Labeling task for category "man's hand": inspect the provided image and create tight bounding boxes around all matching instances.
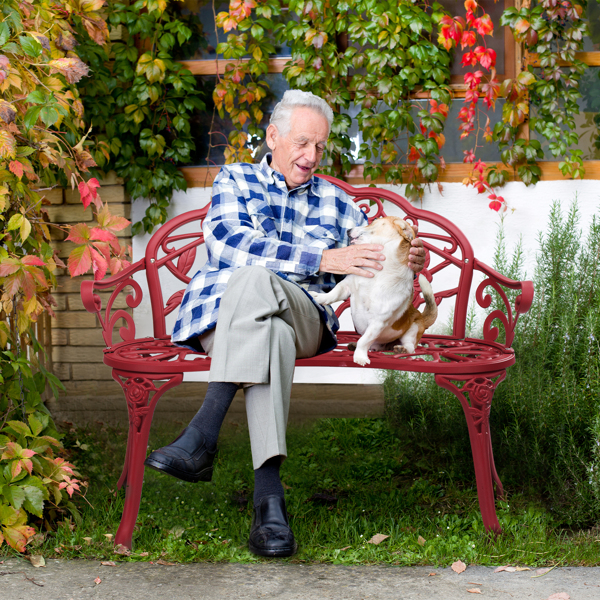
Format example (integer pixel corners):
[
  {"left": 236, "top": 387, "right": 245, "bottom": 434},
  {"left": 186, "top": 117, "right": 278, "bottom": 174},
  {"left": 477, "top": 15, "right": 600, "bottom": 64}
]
[
  {"left": 319, "top": 244, "right": 386, "bottom": 278},
  {"left": 409, "top": 224, "right": 426, "bottom": 274}
]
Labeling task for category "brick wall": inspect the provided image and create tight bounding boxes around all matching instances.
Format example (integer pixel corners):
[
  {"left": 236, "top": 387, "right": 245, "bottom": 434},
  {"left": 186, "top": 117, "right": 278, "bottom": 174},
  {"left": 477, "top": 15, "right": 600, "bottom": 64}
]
[{"left": 45, "top": 174, "right": 134, "bottom": 423}]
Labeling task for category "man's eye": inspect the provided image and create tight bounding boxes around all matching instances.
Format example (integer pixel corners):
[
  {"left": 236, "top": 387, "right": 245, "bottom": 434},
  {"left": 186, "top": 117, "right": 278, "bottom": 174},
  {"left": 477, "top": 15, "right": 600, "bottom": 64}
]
[{"left": 316, "top": 146, "right": 324, "bottom": 153}]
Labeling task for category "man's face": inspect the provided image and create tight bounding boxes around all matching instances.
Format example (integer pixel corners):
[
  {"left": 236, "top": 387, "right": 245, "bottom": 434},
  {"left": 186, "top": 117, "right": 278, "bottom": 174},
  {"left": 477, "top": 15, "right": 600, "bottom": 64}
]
[{"left": 266, "top": 107, "right": 329, "bottom": 189}]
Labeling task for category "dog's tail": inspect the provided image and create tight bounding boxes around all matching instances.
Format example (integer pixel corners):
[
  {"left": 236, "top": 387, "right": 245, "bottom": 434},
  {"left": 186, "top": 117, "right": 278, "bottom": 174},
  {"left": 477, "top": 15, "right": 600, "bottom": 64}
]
[{"left": 418, "top": 274, "right": 438, "bottom": 328}]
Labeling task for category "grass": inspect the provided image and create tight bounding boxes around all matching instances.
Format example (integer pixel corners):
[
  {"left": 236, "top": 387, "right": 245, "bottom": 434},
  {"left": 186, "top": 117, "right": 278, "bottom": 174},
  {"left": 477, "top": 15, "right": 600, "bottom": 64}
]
[{"left": 3, "top": 417, "right": 600, "bottom": 566}]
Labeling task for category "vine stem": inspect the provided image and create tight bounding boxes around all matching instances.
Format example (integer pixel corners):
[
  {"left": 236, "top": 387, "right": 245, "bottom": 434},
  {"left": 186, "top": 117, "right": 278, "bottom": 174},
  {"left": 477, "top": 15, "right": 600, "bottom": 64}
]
[{"left": 204, "top": 0, "right": 221, "bottom": 187}]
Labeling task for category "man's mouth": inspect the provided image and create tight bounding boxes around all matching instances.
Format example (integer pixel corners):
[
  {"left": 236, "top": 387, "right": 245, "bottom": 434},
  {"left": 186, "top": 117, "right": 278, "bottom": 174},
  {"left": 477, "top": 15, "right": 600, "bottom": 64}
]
[{"left": 296, "top": 164, "right": 312, "bottom": 173}]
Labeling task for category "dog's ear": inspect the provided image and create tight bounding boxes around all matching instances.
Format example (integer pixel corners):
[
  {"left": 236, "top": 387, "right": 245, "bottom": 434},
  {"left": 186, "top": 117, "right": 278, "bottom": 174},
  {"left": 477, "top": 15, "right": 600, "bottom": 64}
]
[{"left": 393, "top": 219, "right": 414, "bottom": 243}]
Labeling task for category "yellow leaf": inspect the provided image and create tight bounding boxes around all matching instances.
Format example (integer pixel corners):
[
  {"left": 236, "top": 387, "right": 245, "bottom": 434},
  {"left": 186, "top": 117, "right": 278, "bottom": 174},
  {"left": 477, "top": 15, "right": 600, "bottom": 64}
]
[
  {"left": 0, "top": 322, "right": 10, "bottom": 348},
  {"left": 0, "top": 130, "right": 17, "bottom": 159},
  {"left": 23, "top": 296, "right": 37, "bottom": 316},
  {"left": 20, "top": 217, "right": 32, "bottom": 242},
  {"left": 17, "top": 310, "right": 30, "bottom": 334}
]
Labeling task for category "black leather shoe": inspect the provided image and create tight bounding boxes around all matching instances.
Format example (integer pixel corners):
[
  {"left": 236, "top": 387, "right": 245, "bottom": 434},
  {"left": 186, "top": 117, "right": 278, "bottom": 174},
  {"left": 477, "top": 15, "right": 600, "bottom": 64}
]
[
  {"left": 144, "top": 427, "right": 216, "bottom": 483},
  {"left": 248, "top": 495, "right": 297, "bottom": 557}
]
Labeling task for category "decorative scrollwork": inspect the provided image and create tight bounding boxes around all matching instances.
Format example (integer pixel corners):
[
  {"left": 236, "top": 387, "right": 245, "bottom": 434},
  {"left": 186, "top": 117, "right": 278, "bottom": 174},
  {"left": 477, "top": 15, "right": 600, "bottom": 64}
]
[
  {"left": 353, "top": 195, "right": 387, "bottom": 222},
  {"left": 122, "top": 377, "right": 156, "bottom": 432},
  {"left": 476, "top": 278, "right": 515, "bottom": 347},
  {"left": 81, "top": 267, "right": 144, "bottom": 348}
]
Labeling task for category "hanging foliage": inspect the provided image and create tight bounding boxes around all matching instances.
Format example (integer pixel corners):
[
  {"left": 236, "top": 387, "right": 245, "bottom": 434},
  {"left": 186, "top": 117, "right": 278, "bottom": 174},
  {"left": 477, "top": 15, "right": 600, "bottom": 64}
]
[{"left": 211, "top": 0, "right": 592, "bottom": 209}]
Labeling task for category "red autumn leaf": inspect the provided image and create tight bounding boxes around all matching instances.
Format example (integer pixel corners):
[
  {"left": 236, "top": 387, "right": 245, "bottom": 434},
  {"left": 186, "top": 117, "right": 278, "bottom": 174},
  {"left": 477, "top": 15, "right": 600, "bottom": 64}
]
[
  {"left": 66, "top": 223, "right": 92, "bottom": 244},
  {"left": 474, "top": 14, "right": 493, "bottom": 36},
  {"left": 78, "top": 178, "right": 101, "bottom": 209},
  {"left": 90, "top": 247, "right": 108, "bottom": 280},
  {"left": 479, "top": 48, "right": 497, "bottom": 70},
  {"left": 21, "top": 255, "right": 46, "bottom": 267},
  {"left": 68, "top": 245, "right": 92, "bottom": 277},
  {"left": 460, "top": 30, "right": 476, "bottom": 49},
  {"left": 89, "top": 227, "right": 116, "bottom": 242},
  {"left": 9, "top": 161, "right": 23, "bottom": 179},
  {"left": 0, "top": 258, "right": 21, "bottom": 276}
]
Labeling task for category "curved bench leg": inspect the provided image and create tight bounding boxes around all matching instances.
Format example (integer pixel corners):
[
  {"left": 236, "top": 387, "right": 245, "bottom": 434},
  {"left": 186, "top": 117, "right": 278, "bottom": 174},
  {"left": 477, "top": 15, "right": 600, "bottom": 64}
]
[
  {"left": 112, "top": 370, "right": 183, "bottom": 549},
  {"left": 436, "top": 372, "right": 506, "bottom": 534}
]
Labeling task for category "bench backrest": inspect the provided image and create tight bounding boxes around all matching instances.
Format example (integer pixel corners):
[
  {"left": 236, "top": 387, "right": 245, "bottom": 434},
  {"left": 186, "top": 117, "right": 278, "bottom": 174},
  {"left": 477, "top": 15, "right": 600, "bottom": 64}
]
[{"left": 143, "top": 176, "right": 476, "bottom": 340}]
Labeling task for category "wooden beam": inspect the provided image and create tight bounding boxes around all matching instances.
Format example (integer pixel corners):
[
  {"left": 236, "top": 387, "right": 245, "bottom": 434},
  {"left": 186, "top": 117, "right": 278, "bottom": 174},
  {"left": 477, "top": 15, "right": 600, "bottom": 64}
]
[
  {"left": 528, "top": 52, "right": 600, "bottom": 67},
  {"left": 179, "top": 57, "right": 290, "bottom": 76},
  {"left": 181, "top": 161, "right": 600, "bottom": 188}
]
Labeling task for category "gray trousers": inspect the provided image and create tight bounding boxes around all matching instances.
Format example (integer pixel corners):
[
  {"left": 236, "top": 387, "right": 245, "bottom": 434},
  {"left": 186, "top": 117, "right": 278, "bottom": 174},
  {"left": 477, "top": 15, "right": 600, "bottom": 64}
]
[{"left": 199, "top": 266, "right": 324, "bottom": 469}]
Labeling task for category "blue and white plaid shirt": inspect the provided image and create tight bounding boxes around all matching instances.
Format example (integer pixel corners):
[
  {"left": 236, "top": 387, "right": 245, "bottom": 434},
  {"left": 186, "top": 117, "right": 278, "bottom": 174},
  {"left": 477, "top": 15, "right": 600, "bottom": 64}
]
[{"left": 171, "top": 154, "right": 367, "bottom": 354}]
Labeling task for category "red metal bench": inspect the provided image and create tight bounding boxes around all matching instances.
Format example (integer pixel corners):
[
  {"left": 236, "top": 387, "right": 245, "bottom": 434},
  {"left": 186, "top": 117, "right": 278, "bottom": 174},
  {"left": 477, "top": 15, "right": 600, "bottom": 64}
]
[{"left": 81, "top": 175, "right": 534, "bottom": 549}]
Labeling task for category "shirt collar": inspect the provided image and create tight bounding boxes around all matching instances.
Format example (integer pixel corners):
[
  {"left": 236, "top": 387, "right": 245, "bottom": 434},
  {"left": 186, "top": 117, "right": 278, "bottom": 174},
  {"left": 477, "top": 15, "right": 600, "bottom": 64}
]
[{"left": 259, "top": 153, "right": 316, "bottom": 195}]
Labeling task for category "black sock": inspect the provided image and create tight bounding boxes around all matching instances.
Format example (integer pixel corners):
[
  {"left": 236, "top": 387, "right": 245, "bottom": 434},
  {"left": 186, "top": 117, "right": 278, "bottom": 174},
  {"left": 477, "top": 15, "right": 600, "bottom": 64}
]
[
  {"left": 253, "top": 456, "right": 284, "bottom": 504},
  {"left": 188, "top": 382, "right": 239, "bottom": 450}
]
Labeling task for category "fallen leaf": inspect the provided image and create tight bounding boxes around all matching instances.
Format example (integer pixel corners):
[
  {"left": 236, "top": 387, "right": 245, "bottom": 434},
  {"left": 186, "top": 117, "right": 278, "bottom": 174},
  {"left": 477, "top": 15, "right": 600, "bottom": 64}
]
[
  {"left": 54, "top": 547, "right": 62, "bottom": 554},
  {"left": 468, "top": 582, "right": 484, "bottom": 585},
  {"left": 428, "top": 572, "right": 437, "bottom": 577},
  {"left": 515, "top": 566, "right": 531, "bottom": 571},
  {"left": 210, "top": 528, "right": 219, "bottom": 532},
  {"left": 29, "top": 555, "right": 45, "bottom": 568},
  {"left": 137, "top": 552, "right": 149, "bottom": 557},
  {"left": 417, "top": 535, "right": 426, "bottom": 546},
  {"left": 114, "top": 544, "right": 131, "bottom": 556},
  {"left": 467, "top": 588, "right": 482, "bottom": 594},
  {"left": 101, "top": 561, "right": 116, "bottom": 567},
  {"left": 94, "top": 577, "right": 101, "bottom": 585},
  {"left": 282, "top": 482, "right": 292, "bottom": 490},
  {"left": 535, "top": 568, "right": 552, "bottom": 576},
  {"left": 72, "top": 545, "right": 82, "bottom": 551},
  {"left": 83, "top": 537, "right": 93, "bottom": 545},
  {"left": 547, "top": 594, "right": 570, "bottom": 600},
  {"left": 156, "top": 559, "right": 176, "bottom": 566},
  {"left": 339, "top": 546, "right": 352, "bottom": 551},
  {"left": 494, "top": 565, "right": 509, "bottom": 572},
  {"left": 504, "top": 567, "right": 517, "bottom": 572},
  {"left": 104, "top": 534, "right": 113, "bottom": 542},
  {"left": 451, "top": 560, "right": 467, "bottom": 574},
  {"left": 367, "top": 533, "right": 389, "bottom": 545}
]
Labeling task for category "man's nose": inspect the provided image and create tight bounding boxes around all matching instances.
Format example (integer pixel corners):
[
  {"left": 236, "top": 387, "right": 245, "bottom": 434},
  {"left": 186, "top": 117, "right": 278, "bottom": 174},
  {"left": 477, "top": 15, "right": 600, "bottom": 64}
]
[{"left": 304, "top": 144, "right": 317, "bottom": 164}]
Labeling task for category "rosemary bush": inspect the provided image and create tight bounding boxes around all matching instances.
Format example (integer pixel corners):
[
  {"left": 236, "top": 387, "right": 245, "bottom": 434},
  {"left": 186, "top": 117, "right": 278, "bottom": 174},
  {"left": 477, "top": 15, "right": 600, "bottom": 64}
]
[{"left": 384, "top": 200, "right": 600, "bottom": 526}]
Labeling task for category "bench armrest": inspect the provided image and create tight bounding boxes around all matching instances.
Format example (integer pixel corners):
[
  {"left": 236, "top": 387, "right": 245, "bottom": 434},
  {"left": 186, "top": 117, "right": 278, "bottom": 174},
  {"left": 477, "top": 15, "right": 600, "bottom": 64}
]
[
  {"left": 80, "top": 258, "right": 147, "bottom": 348},
  {"left": 473, "top": 259, "right": 534, "bottom": 349}
]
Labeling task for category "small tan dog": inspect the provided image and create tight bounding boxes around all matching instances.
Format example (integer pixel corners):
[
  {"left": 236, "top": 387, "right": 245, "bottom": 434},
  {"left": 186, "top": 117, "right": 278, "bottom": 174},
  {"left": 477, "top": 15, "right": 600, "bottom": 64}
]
[{"left": 311, "top": 216, "right": 437, "bottom": 366}]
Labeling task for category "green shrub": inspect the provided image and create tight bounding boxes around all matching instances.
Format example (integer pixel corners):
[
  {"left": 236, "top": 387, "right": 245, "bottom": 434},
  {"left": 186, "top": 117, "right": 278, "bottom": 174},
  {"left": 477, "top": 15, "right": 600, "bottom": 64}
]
[
  {"left": 384, "top": 200, "right": 600, "bottom": 526},
  {"left": 0, "top": 346, "right": 85, "bottom": 552}
]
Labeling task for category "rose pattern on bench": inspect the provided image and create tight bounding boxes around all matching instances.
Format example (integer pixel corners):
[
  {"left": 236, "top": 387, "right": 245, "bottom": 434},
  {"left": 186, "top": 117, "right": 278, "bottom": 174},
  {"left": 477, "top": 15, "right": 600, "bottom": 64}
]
[{"left": 122, "top": 377, "right": 156, "bottom": 433}]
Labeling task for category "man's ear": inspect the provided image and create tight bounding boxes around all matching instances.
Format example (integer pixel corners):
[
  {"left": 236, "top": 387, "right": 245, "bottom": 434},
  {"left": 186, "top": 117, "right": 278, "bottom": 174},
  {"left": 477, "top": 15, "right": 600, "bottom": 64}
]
[{"left": 266, "top": 124, "right": 277, "bottom": 151}]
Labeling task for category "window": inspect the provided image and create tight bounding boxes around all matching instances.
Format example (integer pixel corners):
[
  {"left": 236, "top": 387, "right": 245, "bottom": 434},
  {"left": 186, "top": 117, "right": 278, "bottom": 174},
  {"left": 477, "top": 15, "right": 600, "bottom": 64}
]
[{"left": 174, "top": 0, "right": 600, "bottom": 183}]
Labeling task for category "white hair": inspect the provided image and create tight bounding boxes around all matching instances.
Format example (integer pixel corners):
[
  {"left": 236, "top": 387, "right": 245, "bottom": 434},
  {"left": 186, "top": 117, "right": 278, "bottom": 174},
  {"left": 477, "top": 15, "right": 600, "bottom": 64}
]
[{"left": 269, "top": 90, "right": 334, "bottom": 138}]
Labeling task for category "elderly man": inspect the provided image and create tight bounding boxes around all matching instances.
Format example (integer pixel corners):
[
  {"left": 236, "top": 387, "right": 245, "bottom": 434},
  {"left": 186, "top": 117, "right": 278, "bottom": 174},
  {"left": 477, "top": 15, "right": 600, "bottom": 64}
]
[{"left": 145, "top": 90, "right": 425, "bottom": 557}]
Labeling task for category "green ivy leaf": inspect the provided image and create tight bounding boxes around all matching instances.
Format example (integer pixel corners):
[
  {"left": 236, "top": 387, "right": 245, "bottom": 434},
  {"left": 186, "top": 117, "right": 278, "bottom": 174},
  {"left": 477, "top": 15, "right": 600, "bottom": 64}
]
[{"left": 18, "top": 35, "right": 42, "bottom": 57}]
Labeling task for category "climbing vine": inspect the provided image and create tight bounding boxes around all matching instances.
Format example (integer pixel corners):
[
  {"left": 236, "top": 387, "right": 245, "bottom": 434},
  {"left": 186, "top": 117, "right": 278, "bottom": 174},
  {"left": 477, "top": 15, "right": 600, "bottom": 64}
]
[
  {"left": 212, "top": 0, "right": 593, "bottom": 208},
  {"left": 75, "top": 0, "right": 207, "bottom": 234},
  {"left": 500, "top": 0, "right": 588, "bottom": 184}
]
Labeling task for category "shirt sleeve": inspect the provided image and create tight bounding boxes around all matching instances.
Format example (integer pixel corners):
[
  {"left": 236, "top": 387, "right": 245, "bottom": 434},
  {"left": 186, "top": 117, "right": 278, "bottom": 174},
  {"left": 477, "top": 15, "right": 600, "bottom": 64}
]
[{"left": 204, "top": 167, "right": 324, "bottom": 276}]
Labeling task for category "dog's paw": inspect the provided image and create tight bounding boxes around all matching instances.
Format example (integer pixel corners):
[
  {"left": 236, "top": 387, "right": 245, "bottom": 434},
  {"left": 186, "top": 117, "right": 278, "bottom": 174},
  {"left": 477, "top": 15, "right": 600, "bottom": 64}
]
[
  {"left": 353, "top": 349, "right": 370, "bottom": 366},
  {"left": 310, "top": 292, "right": 329, "bottom": 305},
  {"left": 393, "top": 345, "right": 409, "bottom": 354}
]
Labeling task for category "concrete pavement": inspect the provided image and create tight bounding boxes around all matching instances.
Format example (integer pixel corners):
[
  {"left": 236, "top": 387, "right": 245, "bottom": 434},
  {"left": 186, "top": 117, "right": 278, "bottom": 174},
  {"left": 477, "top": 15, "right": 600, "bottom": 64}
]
[{"left": 1, "top": 558, "right": 599, "bottom": 599}]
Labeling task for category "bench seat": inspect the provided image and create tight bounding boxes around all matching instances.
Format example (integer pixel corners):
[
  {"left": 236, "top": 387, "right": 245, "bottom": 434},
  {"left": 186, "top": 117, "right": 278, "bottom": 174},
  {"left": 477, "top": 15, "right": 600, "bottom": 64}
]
[{"left": 103, "top": 333, "right": 515, "bottom": 375}]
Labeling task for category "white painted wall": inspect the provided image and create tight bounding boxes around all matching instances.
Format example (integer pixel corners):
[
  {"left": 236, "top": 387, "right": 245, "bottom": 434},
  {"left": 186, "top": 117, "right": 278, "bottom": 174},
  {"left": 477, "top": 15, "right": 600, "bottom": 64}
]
[{"left": 132, "top": 179, "right": 600, "bottom": 384}]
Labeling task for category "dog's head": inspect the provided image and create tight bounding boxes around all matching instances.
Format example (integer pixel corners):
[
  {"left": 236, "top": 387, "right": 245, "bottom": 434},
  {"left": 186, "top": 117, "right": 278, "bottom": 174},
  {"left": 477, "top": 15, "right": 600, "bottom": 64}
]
[{"left": 348, "top": 216, "right": 416, "bottom": 250}]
